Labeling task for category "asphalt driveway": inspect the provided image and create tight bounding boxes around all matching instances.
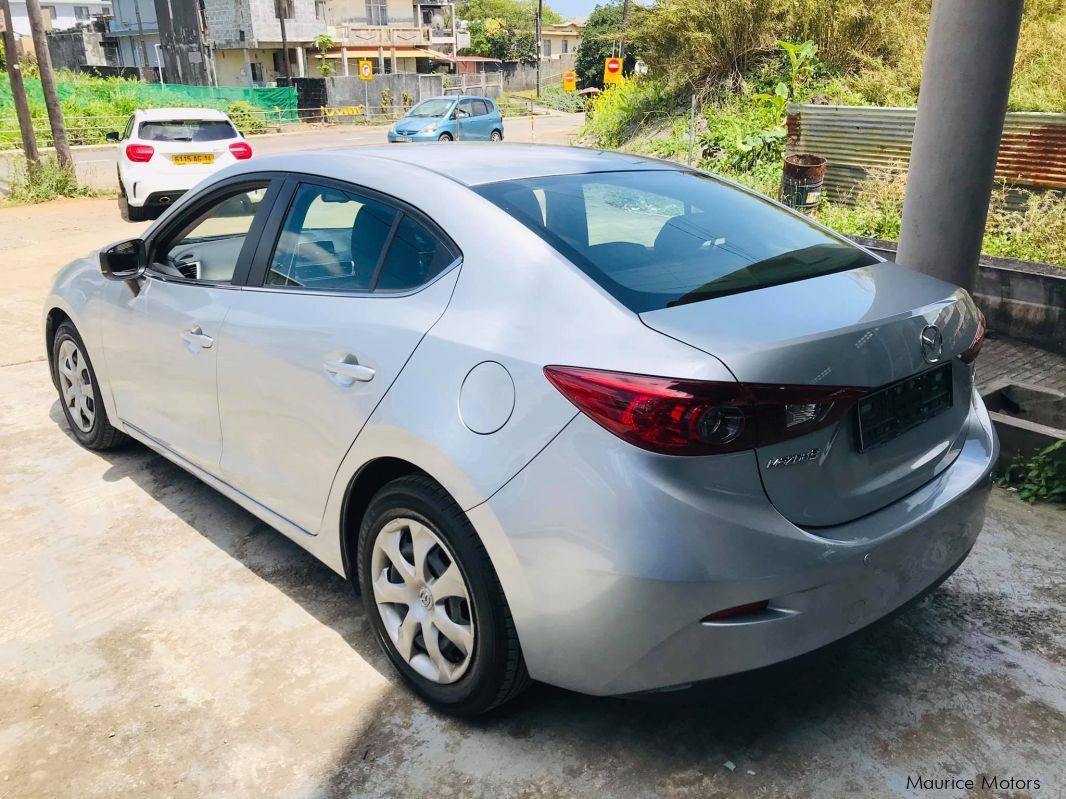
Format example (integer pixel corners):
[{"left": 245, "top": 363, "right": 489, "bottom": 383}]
[{"left": 0, "top": 197, "right": 1063, "bottom": 798}]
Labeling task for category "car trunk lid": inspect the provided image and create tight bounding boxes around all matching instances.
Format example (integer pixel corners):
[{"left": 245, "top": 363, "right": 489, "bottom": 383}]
[{"left": 639, "top": 261, "right": 982, "bottom": 528}]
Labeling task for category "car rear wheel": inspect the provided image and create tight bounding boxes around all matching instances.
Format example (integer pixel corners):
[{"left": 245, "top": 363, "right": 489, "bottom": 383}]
[
  {"left": 52, "top": 321, "right": 126, "bottom": 450},
  {"left": 490, "top": 129, "right": 503, "bottom": 142},
  {"left": 437, "top": 132, "right": 453, "bottom": 142},
  {"left": 357, "top": 474, "right": 529, "bottom": 715}
]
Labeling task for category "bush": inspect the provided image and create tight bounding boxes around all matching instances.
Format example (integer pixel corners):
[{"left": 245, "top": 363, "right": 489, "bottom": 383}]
[
  {"left": 225, "top": 100, "right": 266, "bottom": 135},
  {"left": 537, "top": 85, "right": 587, "bottom": 113},
  {"left": 582, "top": 78, "right": 678, "bottom": 148},
  {"left": 815, "top": 169, "right": 907, "bottom": 241},
  {"left": 4, "top": 156, "right": 104, "bottom": 204}
]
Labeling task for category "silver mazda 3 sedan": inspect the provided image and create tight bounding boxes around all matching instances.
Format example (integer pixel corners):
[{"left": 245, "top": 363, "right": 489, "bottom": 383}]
[{"left": 44, "top": 145, "right": 996, "bottom": 715}]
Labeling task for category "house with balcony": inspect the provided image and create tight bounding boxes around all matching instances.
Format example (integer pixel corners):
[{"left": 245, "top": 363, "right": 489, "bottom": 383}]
[
  {"left": 322, "top": 0, "right": 468, "bottom": 75},
  {"left": 106, "top": 0, "right": 159, "bottom": 69},
  {"left": 541, "top": 16, "right": 584, "bottom": 59}
]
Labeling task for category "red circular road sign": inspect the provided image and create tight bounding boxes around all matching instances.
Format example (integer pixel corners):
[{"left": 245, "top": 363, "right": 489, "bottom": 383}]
[{"left": 606, "top": 58, "right": 622, "bottom": 73}]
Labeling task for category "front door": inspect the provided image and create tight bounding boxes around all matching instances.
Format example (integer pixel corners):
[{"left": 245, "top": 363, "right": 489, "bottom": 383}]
[
  {"left": 103, "top": 180, "right": 275, "bottom": 472},
  {"left": 216, "top": 179, "right": 461, "bottom": 533}
]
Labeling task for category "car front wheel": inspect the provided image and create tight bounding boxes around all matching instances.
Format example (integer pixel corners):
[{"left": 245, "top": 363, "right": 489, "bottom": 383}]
[
  {"left": 357, "top": 474, "right": 529, "bottom": 715},
  {"left": 52, "top": 320, "right": 126, "bottom": 450},
  {"left": 437, "top": 132, "right": 453, "bottom": 142}
]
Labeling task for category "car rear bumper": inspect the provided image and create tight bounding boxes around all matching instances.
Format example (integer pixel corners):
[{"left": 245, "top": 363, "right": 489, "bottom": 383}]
[{"left": 469, "top": 386, "right": 997, "bottom": 696}]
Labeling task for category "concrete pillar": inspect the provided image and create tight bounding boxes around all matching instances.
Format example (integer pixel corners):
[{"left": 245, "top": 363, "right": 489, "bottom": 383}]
[
  {"left": 341, "top": 46, "right": 349, "bottom": 76},
  {"left": 896, "top": 0, "right": 1023, "bottom": 291},
  {"left": 390, "top": 46, "right": 397, "bottom": 74},
  {"left": 296, "top": 45, "right": 306, "bottom": 77},
  {"left": 242, "top": 47, "right": 252, "bottom": 87},
  {"left": 378, "top": 46, "right": 385, "bottom": 74}
]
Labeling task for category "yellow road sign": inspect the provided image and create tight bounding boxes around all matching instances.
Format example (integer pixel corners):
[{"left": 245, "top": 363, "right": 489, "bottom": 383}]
[
  {"left": 603, "top": 57, "right": 623, "bottom": 85},
  {"left": 358, "top": 60, "right": 373, "bottom": 80},
  {"left": 562, "top": 70, "right": 577, "bottom": 92}
]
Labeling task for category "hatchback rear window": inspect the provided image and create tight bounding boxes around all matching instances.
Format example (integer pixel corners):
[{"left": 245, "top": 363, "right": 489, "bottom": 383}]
[
  {"left": 138, "top": 120, "right": 238, "bottom": 142},
  {"left": 475, "top": 170, "right": 878, "bottom": 312}
]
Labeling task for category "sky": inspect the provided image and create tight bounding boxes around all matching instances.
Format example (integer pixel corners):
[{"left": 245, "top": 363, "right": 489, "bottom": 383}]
[{"left": 550, "top": 0, "right": 602, "bottom": 19}]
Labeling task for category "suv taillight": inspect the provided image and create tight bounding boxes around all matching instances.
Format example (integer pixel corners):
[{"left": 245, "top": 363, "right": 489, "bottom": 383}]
[
  {"left": 960, "top": 308, "right": 986, "bottom": 364},
  {"left": 229, "top": 141, "right": 253, "bottom": 160},
  {"left": 543, "top": 366, "right": 867, "bottom": 456},
  {"left": 125, "top": 144, "right": 154, "bottom": 162}
]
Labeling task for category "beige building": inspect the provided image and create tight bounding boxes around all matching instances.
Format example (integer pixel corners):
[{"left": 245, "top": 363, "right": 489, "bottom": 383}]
[{"left": 540, "top": 16, "right": 584, "bottom": 59}]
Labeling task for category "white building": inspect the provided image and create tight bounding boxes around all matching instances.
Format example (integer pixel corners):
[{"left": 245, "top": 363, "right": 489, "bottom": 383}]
[{"left": 3, "top": 0, "right": 112, "bottom": 37}]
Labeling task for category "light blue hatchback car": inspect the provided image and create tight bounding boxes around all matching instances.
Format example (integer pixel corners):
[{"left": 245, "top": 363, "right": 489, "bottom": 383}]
[{"left": 387, "top": 95, "right": 504, "bottom": 143}]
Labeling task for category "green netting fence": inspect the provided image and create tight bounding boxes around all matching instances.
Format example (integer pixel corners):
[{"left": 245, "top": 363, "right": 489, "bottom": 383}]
[{"left": 0, "top": 76, "right": 298, "bottom": 149}]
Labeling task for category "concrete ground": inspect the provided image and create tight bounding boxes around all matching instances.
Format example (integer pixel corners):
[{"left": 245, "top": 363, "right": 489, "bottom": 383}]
[
  {"left": 0, "top": 111, "right": 585, "bottom": 192},
  {"left": 1, "top": 196, "right": 1064, "bottom": 799}
]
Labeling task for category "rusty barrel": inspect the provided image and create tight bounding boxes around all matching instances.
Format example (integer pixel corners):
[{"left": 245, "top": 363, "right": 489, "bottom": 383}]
[{"left": 781, "top": 153, "right": 827, "bottom": 212}]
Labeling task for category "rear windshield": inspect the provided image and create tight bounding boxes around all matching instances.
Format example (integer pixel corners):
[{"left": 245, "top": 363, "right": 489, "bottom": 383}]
[
  {"left": 475, "top": 170, "right": 878, "bottom": 312},
  {"left": 138, "top": 120, "right": 238, "bottom": 142}
]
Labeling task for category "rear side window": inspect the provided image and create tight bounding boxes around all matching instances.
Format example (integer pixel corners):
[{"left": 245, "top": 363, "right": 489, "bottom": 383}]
[
  {"left": 376, "top": 215, "right": 456, "bottom": 292},
  {"left": 475, "top": 170, "right": 878, "bottom": 312},
  {"left": 474, "top": 99, "right": 490, "bottom": 116},
  {"left": 266, "top": 183, "right": 456, "bottom": 293},
  {"left": 138, "top": 120, "right": 238, "bottom": 142}
]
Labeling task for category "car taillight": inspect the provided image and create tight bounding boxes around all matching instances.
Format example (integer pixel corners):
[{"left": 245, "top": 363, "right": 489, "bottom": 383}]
[
  {"left": 125, "top": 144, "right": 154, "bottom": 162},
  {"left": 959, "top": 308, "right": 986, "bottom": 364},
  {"left": 543, "top": 366, "right": 867, "bottom": 456},
  {"left": 229, "top": 141, "right": 253, "bottom": 160}
]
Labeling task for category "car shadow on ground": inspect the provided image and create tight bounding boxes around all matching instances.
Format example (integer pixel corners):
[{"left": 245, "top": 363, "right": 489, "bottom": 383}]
[{"left": 48, "top": 400, "right": 980, "bottom": 794}]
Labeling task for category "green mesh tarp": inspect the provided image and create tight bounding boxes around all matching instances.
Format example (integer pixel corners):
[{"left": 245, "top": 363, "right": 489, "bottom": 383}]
[{"left": 1, "top": 77, "right": 297, "bottom": 147}]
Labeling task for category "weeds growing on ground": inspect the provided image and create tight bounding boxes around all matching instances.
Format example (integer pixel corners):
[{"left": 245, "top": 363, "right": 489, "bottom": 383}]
[{"left": 3, "top": 157, "right": 108, "bottom": 205}]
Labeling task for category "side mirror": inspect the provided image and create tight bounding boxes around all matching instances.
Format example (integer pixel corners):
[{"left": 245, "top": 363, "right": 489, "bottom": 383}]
[
  {"left": 100, "top": 238, "right": 146, "bottom": 281},
  {"left": 105, "top": 131, "right": 120, "bottom": 142}
]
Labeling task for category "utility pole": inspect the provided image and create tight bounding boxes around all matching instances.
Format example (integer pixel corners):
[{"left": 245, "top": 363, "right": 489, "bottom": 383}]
[
  {"left": 896, "top": 0, "right": 1023, "bottom": 291},
  {"left": 24, "top": 0, "right": 73, "bottom": 169},
  {"left": 130, "top": 0, "right": 150, "bottom": 71},
  {"left": 1, "top": 0, "right": 40, "bottom": 165},
  {"left": 277, "top": 0, "right": 291, "bottom": 82},
  {"left": 535, "top": 0, "right": 542, "bottom": 98},
  {"left": 619, "top": 0, "right": 630, "bottom": 60}
]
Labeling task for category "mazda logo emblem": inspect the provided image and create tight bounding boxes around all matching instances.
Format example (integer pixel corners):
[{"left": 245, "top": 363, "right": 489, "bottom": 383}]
[{"left": 920, "top": 325, "right": 943, "bottom": 363}]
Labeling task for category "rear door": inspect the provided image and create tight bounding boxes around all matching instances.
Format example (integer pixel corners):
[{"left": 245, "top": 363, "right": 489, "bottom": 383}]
[
  {"left": 456, "top": 98, "right": 483, "bottom": 140},
  {"left": 215, "top": 177, "right": 461, "bottom": 534}
]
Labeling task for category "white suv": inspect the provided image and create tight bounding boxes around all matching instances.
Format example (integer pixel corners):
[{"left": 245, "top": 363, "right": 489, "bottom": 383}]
[{"left": 109, "top": 108, "right": 253, "bottom": 222}]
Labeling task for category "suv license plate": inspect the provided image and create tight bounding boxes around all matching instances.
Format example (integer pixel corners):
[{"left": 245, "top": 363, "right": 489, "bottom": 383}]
[
  {"left": 173, "top": 154, "right": 215, "bottom": 165},
  {"left": 855, "top": 363, "right": 953, "bottom": 452}
]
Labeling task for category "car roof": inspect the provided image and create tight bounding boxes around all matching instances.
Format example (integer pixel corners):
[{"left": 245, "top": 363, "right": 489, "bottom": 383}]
[
  {"left": 136, "top": 107, "right": 230, "bottom": 121},
  {"left": 419, "top": 95, "right": 491, "bottom": 102},
  {"left": 269, "top": 144, "right": 681, "bottom": 187}
]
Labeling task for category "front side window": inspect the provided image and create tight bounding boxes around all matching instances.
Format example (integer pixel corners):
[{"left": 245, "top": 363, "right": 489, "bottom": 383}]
[
  {"left": 153, "top": 185, "right": 268, "bottom": 284},
  {"left": 475, "top": 170, "right": 878, "bottom": 312},
  {"left": 267, "top": 183, "right": 457, "bottom": 293},
  {"left": 407, "top": 98, "right": 453, "bottom": 118},
  {"left": 138, "top": 120, "right": 238, "bottom": 142}
]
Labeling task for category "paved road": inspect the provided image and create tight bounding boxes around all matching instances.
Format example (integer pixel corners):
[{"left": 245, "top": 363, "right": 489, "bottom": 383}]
[
  {"left": 1, "top": 195, "right": 1064, "bottom": 798},
  {"left": 0, "top": 111, "right": 584, "bottom": 192}
]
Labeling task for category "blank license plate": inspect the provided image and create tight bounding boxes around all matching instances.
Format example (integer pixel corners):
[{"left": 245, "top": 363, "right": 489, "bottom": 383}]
[
  {"left": 855, "top": 364, "right": 953, "bottom": 452},
  {"left": 394, "top": 136, "right": 413, "bottom": 142},
  {"left": 172, "top": 153, "right": 214, "bottom": 165}
]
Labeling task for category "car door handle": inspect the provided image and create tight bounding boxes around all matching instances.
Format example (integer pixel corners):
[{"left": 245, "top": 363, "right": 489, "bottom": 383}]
[
  {"left": 180, "top": 326, "right": 214, "bottom": 349},
  {"left": 323, "top": 358, "right": 375, "bottom": 384}
]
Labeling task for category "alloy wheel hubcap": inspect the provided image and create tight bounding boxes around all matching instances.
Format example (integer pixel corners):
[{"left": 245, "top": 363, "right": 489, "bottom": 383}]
[
  {"left": 57, "top": 339, "right": 95, "bottom": 433},
  {"left": 371, "top": 518, "right": 475, "bottom": 684}
]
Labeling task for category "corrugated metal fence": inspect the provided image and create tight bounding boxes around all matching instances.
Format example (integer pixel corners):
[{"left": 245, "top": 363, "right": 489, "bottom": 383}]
[{"left": 786, "top": 104, "right": 1066, "bottom": 206}]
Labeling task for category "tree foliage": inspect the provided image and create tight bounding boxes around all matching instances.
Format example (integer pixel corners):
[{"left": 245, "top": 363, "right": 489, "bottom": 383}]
[
  {"left": 457, "top": 0, "right": 561, "bottom": 29},
  {"left": 464, "top": 18, "right": 538, "bottom": 61},
  {"left": 574, "top": 3, "right": 636, "bottom": 89}
]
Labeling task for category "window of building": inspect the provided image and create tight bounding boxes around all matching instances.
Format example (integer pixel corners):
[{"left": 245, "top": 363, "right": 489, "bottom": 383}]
[
  {"left": 315, "top": 0, "right": 325, "bottom": 19},
  {"left": 74, "top": 6, "right": 90, "bottom": 20},
  {"left": 543, "top": 39, "right": 551, "bottom": 57},
  {"left": 562, "top": 39, "right": 568, "bottom": 54},
  {"left": 365, "top": 0, "right": 387, "bottom": 26},
  {"left": 250, "top": 62, "right": 264, "bottom": 83}
]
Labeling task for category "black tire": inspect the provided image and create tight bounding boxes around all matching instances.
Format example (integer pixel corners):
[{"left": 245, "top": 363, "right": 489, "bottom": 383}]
[
  {"left": 437, "top": 132, "right": 453, "bottom": 142},
  {"left": 357, "top": 474, "right": 530, "bottom": 715},
  {"left": 118, "top": 187, "right": 150, "bottom": 222},
  {"left": 490, "top": 129, "right": 503, "bottom": 142},
  {"left": 51, "top": 320, "right": 127, "bottom": 451}
]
